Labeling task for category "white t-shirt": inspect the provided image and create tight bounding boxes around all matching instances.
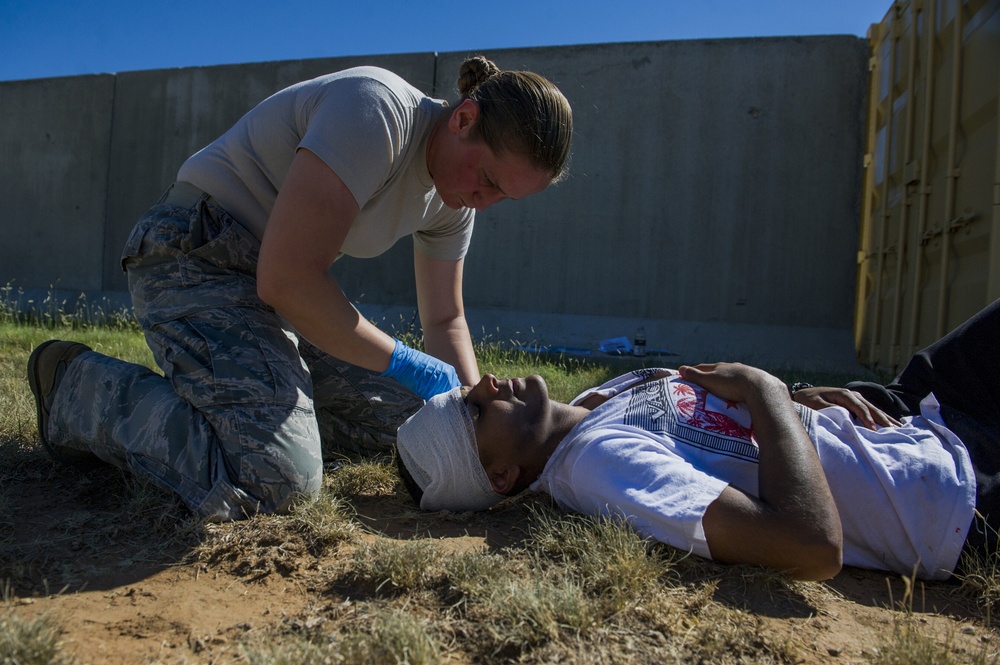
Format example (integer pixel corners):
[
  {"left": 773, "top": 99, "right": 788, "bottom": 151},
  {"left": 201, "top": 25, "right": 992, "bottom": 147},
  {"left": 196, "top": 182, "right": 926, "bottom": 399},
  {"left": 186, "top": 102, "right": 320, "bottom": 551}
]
[
  {"left": 531, "top": 369, "right": 976, "bottom": 580},
  {"left": 177, "top": 66, "right": 474, "bottom": 261}
]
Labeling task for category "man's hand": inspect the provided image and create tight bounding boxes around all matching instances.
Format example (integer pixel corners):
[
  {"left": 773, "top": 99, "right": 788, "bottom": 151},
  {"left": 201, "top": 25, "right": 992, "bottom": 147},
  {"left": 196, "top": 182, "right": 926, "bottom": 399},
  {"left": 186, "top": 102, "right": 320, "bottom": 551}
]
[
  {"left": 793, "top": 387, "right": 902, "bottom": 430},
  {"left": 678, "top": 362, "right": 783, "bottom": 404}
]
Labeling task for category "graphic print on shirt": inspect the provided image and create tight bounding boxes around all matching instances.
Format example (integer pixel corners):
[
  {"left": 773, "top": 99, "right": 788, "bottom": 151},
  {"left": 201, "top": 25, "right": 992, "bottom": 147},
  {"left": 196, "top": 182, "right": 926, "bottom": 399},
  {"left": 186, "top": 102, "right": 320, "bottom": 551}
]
[
  {"left": 621, "top": 378, "right": 672, "bottom": 432},
  {"left": 623, "top": 378, "right": 760, "bottom": 462}
]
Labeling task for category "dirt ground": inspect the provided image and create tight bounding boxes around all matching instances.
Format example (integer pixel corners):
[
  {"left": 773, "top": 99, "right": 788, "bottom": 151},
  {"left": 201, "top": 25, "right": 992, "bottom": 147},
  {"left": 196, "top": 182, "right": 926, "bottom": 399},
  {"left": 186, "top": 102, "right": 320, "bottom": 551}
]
[{"left": 3, "top": 459, "right": 997, "bottom": 665}]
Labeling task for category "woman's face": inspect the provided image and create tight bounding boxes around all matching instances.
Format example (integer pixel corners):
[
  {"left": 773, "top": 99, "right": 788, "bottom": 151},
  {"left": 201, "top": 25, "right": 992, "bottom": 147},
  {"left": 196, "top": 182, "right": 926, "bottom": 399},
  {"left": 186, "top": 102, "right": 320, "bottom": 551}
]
[{"left": 428, "top": 99, "right": 553, "bottom": 212}]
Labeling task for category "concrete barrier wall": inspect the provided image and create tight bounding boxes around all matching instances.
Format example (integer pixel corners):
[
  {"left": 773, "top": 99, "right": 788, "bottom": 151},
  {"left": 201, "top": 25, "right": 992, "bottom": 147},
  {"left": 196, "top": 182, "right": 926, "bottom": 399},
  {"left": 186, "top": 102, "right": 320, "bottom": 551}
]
[
  {"left": 101, "top": 54, "right": 437, "bottom": 295},
  {"left": 1, "top": 74, "right": 115, "bottom": 292},
  {"left": 0, "top": 37, "right": 870, "bottom": 371}
]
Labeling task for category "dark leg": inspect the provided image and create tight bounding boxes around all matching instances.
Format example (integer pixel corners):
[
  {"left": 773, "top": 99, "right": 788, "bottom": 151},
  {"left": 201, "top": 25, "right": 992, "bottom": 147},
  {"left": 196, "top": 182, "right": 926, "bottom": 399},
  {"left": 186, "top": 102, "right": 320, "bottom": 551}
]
[{"left": 884, "top": 298, "right": 1000, "bottom": 424}]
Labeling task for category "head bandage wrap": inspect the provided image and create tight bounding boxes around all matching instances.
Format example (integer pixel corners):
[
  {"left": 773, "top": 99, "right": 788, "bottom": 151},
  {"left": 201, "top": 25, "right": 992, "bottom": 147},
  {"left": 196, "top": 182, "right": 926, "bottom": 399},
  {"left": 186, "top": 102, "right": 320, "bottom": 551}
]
[{"left": 396, "top": 387, "right": 505, "bottom": 512}]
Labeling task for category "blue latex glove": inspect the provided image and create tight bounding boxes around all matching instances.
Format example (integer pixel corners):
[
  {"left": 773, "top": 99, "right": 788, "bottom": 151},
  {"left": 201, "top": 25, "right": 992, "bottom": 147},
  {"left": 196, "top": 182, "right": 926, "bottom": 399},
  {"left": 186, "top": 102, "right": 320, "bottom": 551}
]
[{"left": 381, "top": 339, "right": 461, "bottom": 401}]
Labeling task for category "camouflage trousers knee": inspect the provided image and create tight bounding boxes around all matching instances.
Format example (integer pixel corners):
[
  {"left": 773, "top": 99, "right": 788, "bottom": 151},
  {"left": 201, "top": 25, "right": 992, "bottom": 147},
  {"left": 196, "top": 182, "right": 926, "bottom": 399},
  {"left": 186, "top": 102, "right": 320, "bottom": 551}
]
[
  {"left": 300, "top": 337, "right": 424, "bottom": 462},
  {"left": 47, "top": 188, "right": 421, "bottom": 520}
]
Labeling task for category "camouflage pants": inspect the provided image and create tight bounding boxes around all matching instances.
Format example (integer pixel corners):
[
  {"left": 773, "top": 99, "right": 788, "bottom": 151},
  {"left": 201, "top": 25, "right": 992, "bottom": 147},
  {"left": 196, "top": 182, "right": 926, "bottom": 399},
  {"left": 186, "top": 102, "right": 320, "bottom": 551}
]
[{"left": 47, "top": 188, "right": 422, "bottom": 521}]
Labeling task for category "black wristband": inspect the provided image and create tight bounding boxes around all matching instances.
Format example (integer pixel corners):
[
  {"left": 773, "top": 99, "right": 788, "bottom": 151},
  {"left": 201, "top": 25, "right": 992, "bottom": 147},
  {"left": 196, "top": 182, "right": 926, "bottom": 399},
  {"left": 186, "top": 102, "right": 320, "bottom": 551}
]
[{"left": 789, "top": 382, "right": 813, "bottom": 397}]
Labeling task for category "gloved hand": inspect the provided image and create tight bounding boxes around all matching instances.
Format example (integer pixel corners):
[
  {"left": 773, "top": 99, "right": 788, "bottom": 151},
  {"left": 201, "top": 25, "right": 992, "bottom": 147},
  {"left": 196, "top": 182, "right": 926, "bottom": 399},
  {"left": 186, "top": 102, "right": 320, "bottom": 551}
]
[{"left": 381, "top": 339, "right": 461, "bottom": 401}]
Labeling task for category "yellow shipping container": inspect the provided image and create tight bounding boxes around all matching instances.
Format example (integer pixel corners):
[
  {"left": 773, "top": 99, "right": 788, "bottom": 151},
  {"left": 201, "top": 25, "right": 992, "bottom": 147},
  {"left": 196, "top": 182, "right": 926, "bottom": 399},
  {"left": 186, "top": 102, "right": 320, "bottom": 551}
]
[{"left": 856, "top": 0, "right": 1000, "bottom": 371}]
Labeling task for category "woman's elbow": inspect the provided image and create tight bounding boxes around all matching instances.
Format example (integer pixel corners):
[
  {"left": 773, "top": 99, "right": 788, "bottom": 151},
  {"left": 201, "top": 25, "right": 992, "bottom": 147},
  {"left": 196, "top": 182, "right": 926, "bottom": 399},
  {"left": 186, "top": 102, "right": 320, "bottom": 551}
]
[
  {"left": 257, "top": 276, "right": 281, "bottom": 309},
  {"left": 256, "top": 259, "right": 299, "bottom": 309},
  {"left": 256, "top": 273, "right": 282, "bottom": 309}
]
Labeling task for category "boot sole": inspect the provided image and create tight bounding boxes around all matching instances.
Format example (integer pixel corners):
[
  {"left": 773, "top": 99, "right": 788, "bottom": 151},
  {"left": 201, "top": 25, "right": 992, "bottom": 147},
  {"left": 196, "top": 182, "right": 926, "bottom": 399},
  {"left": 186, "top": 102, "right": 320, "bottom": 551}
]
[
  {"left": 27, "top": 340, "right": 62, "bottom": 454},
  {"left": 27, "top": 340, "right": 98, "bottom": 465}
]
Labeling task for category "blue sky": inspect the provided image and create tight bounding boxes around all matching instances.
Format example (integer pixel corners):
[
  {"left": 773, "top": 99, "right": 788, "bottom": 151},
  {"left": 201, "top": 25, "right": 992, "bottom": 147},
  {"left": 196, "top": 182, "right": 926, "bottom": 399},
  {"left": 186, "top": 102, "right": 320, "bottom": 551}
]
[{"left": 0, "top": 0, "right": 890, "bottom": 82}]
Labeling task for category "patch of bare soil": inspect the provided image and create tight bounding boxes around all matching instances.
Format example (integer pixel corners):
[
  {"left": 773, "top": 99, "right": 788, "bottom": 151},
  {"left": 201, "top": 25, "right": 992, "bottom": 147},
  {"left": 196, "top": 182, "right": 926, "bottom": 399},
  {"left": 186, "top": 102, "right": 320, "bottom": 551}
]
[{"left": 3, "top": 459, "right": 997, "bottom": 665}]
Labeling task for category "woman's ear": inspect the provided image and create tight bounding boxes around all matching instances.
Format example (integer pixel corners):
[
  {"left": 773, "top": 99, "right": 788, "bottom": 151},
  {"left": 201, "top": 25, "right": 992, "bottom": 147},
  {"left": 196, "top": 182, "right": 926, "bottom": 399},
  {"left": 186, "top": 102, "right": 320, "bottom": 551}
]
[
  {"left": 487, "top": 464, "right": 521, "bottom": 495},
  {"left": 448, "top": 98, "right": 480, "bottom": 134}
]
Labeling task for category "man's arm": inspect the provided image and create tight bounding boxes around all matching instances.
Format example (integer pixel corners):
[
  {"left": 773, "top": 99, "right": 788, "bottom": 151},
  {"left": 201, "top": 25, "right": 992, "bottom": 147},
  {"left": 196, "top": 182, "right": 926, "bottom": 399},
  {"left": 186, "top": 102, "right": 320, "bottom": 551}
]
[
  {"left": 681, "top": 363, "right": 843, "bottom": 581},
  {"left": 792, "top": 386, "right": 901, "bottom": 429}
]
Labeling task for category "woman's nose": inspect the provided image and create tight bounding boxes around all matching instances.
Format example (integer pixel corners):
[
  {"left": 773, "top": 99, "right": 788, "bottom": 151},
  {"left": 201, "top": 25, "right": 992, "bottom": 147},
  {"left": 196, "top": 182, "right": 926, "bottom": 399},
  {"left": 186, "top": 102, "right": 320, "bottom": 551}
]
[{"left": 474, "top": 191, "right": 505, "bottom": 211}]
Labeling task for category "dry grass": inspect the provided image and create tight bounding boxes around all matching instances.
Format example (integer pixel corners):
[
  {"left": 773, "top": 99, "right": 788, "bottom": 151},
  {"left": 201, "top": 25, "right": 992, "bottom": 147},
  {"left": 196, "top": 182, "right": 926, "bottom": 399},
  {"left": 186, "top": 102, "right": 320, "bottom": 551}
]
[
  {"left": 0, "top": 604, "right": 73, "bottom": 665},
  {"left": 2, "top": 315, "right": 998, "bottom": 663}
]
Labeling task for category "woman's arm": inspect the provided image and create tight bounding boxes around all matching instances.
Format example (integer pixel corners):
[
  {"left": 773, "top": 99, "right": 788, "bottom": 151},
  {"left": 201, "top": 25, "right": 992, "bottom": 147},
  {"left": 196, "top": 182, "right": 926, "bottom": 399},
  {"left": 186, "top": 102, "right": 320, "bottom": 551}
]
[
  {"left": 257, "top": 147, "right": 461, "bottom": 400},
  {"left": 413, "top": 252, "right": 480, "bottom": 386},
  {"left": 682, "top": 363, "right": 843, "bottom": 581},
  {"left": 258, "top": 147, "right": 398, "bottom": 372}
]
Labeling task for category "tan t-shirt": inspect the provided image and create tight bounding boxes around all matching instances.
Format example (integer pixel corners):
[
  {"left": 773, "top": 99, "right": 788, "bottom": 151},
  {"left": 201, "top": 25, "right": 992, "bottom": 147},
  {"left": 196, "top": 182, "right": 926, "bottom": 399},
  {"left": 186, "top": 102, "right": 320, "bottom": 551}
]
[{"left": 176, "top": 66, "right": 474, "bottom": 261}]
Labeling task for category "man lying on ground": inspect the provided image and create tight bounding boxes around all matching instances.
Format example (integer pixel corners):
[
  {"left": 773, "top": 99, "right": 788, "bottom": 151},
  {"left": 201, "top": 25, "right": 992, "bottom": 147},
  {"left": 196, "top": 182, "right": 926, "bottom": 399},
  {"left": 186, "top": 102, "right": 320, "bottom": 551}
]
[{"left": 394, "top": 299, "right": 1000, "bottom": 581}]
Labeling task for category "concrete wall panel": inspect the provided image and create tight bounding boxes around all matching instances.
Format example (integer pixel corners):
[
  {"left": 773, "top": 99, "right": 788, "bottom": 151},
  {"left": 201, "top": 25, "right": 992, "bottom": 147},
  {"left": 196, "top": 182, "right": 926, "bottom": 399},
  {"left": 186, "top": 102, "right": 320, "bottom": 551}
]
[
  {"left": 0, "top": 74, "right": 115, "bottom": 292},
  {"left": 102, "top": 54, "right": 437, "bottom": 293},
  {"left": 445, "top": 38, "right": 868, "bottom": 331}
]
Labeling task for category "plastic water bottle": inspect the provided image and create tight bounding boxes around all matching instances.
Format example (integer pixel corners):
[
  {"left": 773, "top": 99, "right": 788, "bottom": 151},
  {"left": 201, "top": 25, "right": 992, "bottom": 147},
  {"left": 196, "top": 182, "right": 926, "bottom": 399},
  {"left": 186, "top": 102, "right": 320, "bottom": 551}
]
[{"left": 633, "top": 326, "right": 646, "bottom": 357}]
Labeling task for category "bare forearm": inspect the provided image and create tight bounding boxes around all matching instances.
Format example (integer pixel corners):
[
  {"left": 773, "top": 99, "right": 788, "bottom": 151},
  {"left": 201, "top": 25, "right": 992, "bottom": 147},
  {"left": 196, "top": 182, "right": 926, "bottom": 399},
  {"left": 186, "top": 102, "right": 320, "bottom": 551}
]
[
  {"left": 684, "top": 363, "right": 843, "bottom": 580},
  {"left": 746, "top": 378, "right": 831, "bottom": 515},
  {"left": 413, "top": 252, "right": 480, "bottom": 386},
  {"left": 256, "top": 148, "right": 397, "bottom": 371},
  {"left": 422, "top": 317, "right": 479, "bottom": 386},
  {"left": 260, "top": 271, "right": 396, "bottom": 373},
  {"left": 730, "top": 374, "right": 842, "bottom": 577}
]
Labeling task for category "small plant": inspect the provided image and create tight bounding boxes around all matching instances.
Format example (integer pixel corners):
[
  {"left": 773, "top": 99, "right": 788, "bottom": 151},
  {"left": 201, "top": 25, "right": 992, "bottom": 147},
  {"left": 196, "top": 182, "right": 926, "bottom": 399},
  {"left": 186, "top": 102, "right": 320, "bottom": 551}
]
[
  {"left": 956, "top": 514, "right": 1000, "bottom": 623},
  {"left": 868, "top": 614, "right": 996, "bottom": 665},
  {"left": 325, "top": 459, "right": 399, "bottom": 498},
  {"left": 0, "top": 603, "right": 72, "bottom": 665},
  {"left": 290, "top": 490, "right": 360, "bottom": 551},
  {"left": 527, "top": 506, "right": 673, "bottom": 611},
  {"left": 446, "top": 549, "right": 512, "bottom": 602},
  {"left": 483, "top": 573, "right": 598, "bottom": 651},
  {"left": 0, "top": 284, "right": 140, "bottom": 333},
  {"left": 336, "top": 608, "right": 442, "bottom": 665},
  {"left": 862, "top": 568, "right": 1000, "bottom": 665},
  {"left": 351, "top": 538, "right": 444, "bottom": 594}
]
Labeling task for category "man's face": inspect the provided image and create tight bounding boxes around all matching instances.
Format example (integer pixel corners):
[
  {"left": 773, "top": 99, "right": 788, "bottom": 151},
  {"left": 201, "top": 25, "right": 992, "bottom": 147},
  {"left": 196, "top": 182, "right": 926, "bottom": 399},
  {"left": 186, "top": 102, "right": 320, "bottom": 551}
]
[{"left": 461, "top": 373, "right": 552, "bottom": 470}]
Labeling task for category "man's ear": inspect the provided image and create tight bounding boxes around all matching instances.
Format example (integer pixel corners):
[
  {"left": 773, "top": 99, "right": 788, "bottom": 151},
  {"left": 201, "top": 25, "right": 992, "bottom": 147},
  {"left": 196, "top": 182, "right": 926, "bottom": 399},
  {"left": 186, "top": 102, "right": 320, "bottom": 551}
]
[
  {"left": 448, "top": 98, "right": 480, "bottom": 135},
  {"left": 487, "top": 464, "right": 521, "bottom": 495}
]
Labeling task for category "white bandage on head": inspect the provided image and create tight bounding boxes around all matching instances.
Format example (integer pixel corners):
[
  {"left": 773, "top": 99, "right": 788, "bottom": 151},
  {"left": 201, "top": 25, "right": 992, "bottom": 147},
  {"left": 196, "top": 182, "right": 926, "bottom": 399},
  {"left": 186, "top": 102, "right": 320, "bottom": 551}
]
[{"left": 396, "top": 387, "right": 505, "bottom": 512}]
